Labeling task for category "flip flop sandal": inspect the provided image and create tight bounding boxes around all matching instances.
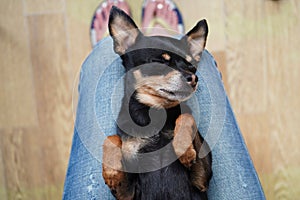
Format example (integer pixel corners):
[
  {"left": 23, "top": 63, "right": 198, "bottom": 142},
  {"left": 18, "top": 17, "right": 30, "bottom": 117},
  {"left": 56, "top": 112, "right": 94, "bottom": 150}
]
[
  {"left": 141, "top": 0, "right": 184, "bottom": 35},
  {"left": 90, "top": 0, "right": 131, "bottom": 48}
]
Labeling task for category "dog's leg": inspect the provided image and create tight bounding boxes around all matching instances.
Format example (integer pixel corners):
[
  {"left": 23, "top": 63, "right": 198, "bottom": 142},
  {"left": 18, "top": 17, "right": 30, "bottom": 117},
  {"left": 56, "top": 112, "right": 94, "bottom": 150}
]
[
  {"left": 102, "top": 135, "right": 134, "bottom": 200},
  {"left": 173, "top": 114, "right": 212, "bottom": 192},
  {"left": 190, "top": 132, "right": 212, "bottom": 192},
  {"left": 173, "top": 113, "right": 197, "bottom": 168}
]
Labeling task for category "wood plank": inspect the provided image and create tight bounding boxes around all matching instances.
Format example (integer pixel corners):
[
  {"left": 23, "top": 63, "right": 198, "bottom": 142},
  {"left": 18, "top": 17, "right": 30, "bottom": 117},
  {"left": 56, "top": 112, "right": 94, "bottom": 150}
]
[
  {"left": 65, "top": 17, "right": 89, "bottom": 118},
  {"left": 1, "top": 0, "right": 73, "bottom": 197},
  {"left": 1, "top": 129, "right": 38, "bottom": 200},
  {"left": 65, "top": 11, "right": 91, "bottom": 80},
  {"left": 24, "top": 0, "right": 64, "bottom": 14},
  {"left": 174, "top": 0, "right": 225, "bottom": 52},
  {"left": 237, "top": 113, "right": 273, "bottom": 174},
  {"left": 65, "top": 0, "right": 101, "bottom": 25},
  {"left": 0, "top": 128, "right": 65, "bottom": 200},
  {"left": 0, "top": 0, "right": 38, "bottom": 129},
  {"left": 0, "top": 146, "right": 7, "bottom": 200},
  {"left": 211, "top": 51, "right": 229, "bottom": 93},
  {"left": 223, "top": 0, "right": 268, "bottom": 114},
  {"left": 0, "top": 13, "right": 74, "bottom": 200},
  {"left": 27, "top": 13, "right": 74, "bottom": 177},
  {"left": 263, "top": 1, "right": 300, "bottom": 198},
  {"left": 224, "top": 0, "right": 300, "bottom": 199},
  {"left": 0, "top": 129, "right": 27, "bottom": 200}
]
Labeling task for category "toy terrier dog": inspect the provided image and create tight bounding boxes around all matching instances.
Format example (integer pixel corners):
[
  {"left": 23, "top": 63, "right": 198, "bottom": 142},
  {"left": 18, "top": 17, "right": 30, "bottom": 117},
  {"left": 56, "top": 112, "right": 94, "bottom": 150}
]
[{"left": 102, "top": 6, "right": 212, "bottom": 200}]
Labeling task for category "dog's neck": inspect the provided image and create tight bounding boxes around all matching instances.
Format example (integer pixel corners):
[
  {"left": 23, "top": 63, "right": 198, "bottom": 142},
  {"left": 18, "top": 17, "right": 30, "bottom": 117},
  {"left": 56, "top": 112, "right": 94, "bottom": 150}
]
[
  {"left": 128, "top": 93, "right": 152, "bottom": 127},
  {"left": 117, "top": 91, "right": 191, "bottom": 138}
]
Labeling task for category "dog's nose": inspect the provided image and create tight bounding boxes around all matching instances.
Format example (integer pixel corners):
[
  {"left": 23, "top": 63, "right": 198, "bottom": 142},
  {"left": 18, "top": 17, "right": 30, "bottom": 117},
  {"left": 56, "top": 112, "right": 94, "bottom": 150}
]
[{"left": 186, "top": 74, "right": 198, "bottom": 88}]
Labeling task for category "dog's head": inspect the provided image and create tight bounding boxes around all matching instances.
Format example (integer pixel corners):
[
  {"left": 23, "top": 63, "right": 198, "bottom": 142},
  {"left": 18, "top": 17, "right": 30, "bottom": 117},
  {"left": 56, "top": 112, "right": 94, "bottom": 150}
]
[{"left": 109, "top": 6, "right": 208, "bottom": 109}]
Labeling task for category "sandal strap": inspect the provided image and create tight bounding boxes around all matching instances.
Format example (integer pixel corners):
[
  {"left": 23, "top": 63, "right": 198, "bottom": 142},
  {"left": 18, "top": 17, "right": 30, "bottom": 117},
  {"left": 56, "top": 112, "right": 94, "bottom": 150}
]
[{"left": 144, "top": 18, "right": 177, "bottom": 35}]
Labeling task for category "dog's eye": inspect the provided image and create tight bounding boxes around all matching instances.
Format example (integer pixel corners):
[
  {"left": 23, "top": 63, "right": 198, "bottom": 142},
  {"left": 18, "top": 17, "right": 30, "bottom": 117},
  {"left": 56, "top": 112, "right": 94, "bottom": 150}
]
[
  {"left": 149, "top": 54, "right": 171, "bottom": 64},
  {"left": 149, "top": 58, "right": 163, "bottom": 63}
]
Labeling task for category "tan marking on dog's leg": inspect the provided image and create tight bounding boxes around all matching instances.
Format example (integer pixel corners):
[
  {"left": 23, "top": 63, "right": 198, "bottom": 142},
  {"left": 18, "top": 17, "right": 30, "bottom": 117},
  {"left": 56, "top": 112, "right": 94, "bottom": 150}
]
[
  {"left": 173, "top": 113, "right": 197, "bottom": 168},
  {"left": 102, "top": 135, "right": 134, "bottom": 200},
  {"left": 173, "top": 115, "right": 212, "bottom": 192}
]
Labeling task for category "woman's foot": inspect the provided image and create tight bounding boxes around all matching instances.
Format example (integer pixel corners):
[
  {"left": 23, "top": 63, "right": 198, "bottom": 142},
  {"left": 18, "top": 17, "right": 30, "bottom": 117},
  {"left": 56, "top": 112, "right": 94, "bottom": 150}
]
[
  {"left": 91, "top": 0, "right": 131, "bottom": 47},
  {"left": 90, "top": 0, "right": 184, "bottom": 47},
  {"left": 142, "top": 0, "right": 184, "bottom": 36}
]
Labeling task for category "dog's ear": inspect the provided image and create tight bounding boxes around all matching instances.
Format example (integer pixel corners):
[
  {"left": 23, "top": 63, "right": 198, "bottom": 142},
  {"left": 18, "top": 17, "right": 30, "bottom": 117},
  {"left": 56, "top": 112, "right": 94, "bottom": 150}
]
[
  {"left": 109, "top": 6, "right": 142, "bottom": 55},
  {"left": 182, "top": 19, "right": 208, "bottom": 62}
]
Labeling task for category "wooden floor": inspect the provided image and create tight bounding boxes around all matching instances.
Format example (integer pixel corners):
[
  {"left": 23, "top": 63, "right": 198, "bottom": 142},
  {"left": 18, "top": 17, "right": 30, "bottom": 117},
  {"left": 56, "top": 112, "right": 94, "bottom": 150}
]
[{"left": 0, "top": 0, "right": 299, "bottom": 199}]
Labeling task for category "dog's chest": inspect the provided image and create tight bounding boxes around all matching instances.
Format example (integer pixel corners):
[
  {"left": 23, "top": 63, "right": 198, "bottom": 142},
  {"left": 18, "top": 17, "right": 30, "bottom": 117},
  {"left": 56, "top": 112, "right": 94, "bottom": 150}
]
[{"left": 121, "top": 130, "right": 174, "bottom": 161}]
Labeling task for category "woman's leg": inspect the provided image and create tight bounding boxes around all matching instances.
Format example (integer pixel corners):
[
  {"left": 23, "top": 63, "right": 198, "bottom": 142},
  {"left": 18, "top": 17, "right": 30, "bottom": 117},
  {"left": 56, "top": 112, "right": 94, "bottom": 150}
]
[
  {"left": 193, "top": 50, "right": 266, "bottom": 199},
  {"left": 62, "top": 37, "right": 120, "bottom": 200},
  {"left": 63, "top": 37, "right": 265, "bottom": 199}
]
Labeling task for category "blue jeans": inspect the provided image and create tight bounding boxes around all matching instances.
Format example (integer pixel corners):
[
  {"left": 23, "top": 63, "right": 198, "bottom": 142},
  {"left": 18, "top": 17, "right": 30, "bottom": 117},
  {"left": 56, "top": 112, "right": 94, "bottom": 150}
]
[{"left": 63, "top": 37, "right": 265, "bottom": 200}]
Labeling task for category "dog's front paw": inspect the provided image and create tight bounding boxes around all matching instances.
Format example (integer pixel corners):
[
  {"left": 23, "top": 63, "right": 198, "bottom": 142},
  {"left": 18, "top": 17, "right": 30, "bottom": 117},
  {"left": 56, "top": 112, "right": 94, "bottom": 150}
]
[
  {"left": 102, "top": 135, "right": 123, "bottom": 186},
  {"left": 103, "top": 135, "right": 134, "bottom": 200},
  {"left": 103, "top": 165, "right": 125, "bottom": 190},
  {"left": 173, "top": 114, "right": 197, "bottom": 168},
  {"left": 178, "top": 145, "right": 196, "bottom": 168}
]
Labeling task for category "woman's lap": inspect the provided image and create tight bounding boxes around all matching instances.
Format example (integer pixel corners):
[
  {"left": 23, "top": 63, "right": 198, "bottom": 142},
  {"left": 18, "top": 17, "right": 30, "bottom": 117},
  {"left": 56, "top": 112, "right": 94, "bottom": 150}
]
[{"left": 63, "top": 37, "right": 265, "bottom": 200}]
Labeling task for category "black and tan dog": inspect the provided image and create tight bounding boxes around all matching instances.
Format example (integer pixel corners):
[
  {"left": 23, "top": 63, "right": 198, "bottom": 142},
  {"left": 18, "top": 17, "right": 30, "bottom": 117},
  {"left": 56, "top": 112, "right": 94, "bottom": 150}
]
[{"left": 102, "top": 6, "right": 212, "bottom": 200}]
